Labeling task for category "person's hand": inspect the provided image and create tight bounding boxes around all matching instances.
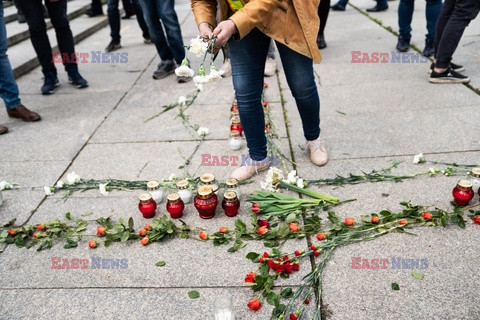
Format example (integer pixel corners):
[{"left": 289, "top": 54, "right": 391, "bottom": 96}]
[
  {"left": 198, "top": 22, "right": 214, "bottom": 40},
  {"left": 212, "top": 20, "right": 238, "bottom": 48}
]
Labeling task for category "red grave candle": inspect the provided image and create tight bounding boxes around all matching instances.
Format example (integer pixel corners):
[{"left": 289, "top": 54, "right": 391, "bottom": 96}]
[
  {"left": 166, "top": 193, "right": 184, "bottom": 219},
  {"left": 230, "top": 118, "right": 243, "bottom": 136},
  {"left": 452, "top": 180, "right": 474, "bottom": 207},
  {"left": 222, "top": 191, "right": 240, "bottom": 217},
  {"left": 194, "top": 185, "right": 218, "bottom": 219},
  {"left": 138, "top": 193, "right": 156, "bottom": 219}
]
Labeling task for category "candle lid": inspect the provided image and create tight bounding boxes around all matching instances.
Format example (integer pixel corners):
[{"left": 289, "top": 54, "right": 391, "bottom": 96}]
[
  {"left": 230, "top": 131, "right": 240, "bottom": 137},
  {"left": 200, "top": 173, "right": 215, "bottom": 184},
  {"left": 176, "top": 179, "right": 189, "bottom": 190},
  {"left": 232, "top": 100, "right": 237, "bottom": 106},
  {"left": 472, "top": 167, "right": 480, "bottom": 178},
  {"left": 197, "top": 185, "right": 214, "bottom": 199},
  {"left": 457, "top": 179, "right": 473, "bottom": 190},
  {"left": 167, "top": 193, "right": 181, "bottom": 202},
  {"left": 231, "top": 110, "right": 239, "bottom": 116},
  {"left": 147, "top": 180, "right": 160, "bottom": 191},
  {"left": 139, "top": 193, "right": 153, "bottom": 204},
  {"left": 224, "top": 191, "right": 237, "bottom": 201},
  {"left": 231, "top": 117, "right": 241, "bottom": 124},
  {"left": 226, "top": 178, "right": 238, "bottom": 188}
]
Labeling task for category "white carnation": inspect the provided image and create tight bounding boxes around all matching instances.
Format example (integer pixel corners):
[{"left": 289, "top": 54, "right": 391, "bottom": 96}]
[
  {"left": 56, "top": 181, "right": 64, "bottom": 188},
  {"left": 413, "top": 153, "right": 425, "bottom": 164},
  {"left": 197, "top": 127, "right": 209, "bottom": 136},
  {"left": 0, "top": 181, "right": 12, "bottom": 190},
  {"left": 44, "top": 186, "right": 53, "bottom": 196},
  {"left": 188, "top": 36, "right": 208, "bottom": 57},
  {"left": 66, "top": 171, "right": 81, "bottom": 184},
  {"left": 178, "top": 96, "right": 187, "bottom": 106},
  {"left": 175, "top": 65, "right": 194, "bottom": 78},
  {"left": 99, "top": 183, "right": 109, "bottom": 195}
]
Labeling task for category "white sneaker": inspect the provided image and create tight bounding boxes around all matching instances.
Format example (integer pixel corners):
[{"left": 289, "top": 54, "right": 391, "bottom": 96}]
[
  {"left": 220, "top": 58, "right": 232, "bottom": 77},
  {"left": 306, "top": 139, "right": 328, "bottom": 166},
  {"left": 264, "top": 57, "right": 276, "bottom": 77}
]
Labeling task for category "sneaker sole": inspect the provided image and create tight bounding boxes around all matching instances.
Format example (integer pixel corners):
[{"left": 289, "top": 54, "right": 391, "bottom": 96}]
[
  {"left": 41, "top": 82, "right": 59, "bottom": 95},
  {"left": 429, "top": 77, "right": 470, "bottom": 84},
  {"left": 152, "top": 69, "right": 175, "bottom": 80}
]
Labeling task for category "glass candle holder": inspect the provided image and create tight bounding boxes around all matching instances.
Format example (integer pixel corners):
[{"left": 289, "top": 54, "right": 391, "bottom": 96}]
[
  {"left": 194, "top": 185, "right": 218, "bottom": 219},
  {"left": 452, "top": 180, "right": 474, "bottom": 207},
  {"left": 228, "top": 131, "right": 242, "bottom": 151},
  {"left": 214, "top": 296, "right": 235, "bottom": 320},
  {"left": 230, "top": 118, "right": 243, "bottom": 136},
  {"left": 225, "top": 178, "right": 241, "bottom": 197},
  {"left": 138, "top": 193, "right": 156, "bottom": 219},
  {"left": 147, "top": 180, "right": 163, "bottom": 204},
  {"left": 166, "top": 193, "right": 184, "bottom": 219},
  {"left": 200, "top": 173, "right": 219, "bottom": 194},
  {"left": 222, "top": 191, "right": 240, "bottom": 217},
  {"left": 230, "top": 101, "right": 238, "bottom": 113},
  {"left": 176, "top": 179, "right": 192, "bottom": 204},
  {"left": 470, "top": 167, "right": 480, "bottom": 196}
]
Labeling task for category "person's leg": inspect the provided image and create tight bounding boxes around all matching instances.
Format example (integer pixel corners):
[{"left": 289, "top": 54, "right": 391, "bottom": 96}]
[
  {"left": 139, "top": 0, "right": 173, "bottom": 61},
  {"left": 132, "top": 0, "right": 150, "bottom": 39},
  {"left": 398, "top": 0, "right": 414, "bottom": 41},
  {"left": 16, "top": 0, "right": 57, "bottom": 76},
  {"left": 435, "top": 0, "right": 479, "bottom": 69},
  {"left": 229, "top": 28, "right": 271, "bottom": 161},
  {"left": 44, "top": 0, "right": 77, "bottom": 72},
  {"left": 156, "top": 0, "right": 186, "bottom": 64},
  {"left": 276, "top": 42, "right": 320, "bottom": 142},
  {"left": 425, "top": 0, "right": 442, "bottom": 43},
  {"left": 434, "top": 0, "right": 456, "bottom": 57},
  {"left": 0, "top": 2, "right": 21, "bottom": 110},
  {"left": 107, "top": 0, "right": 121, "bottom": 43},
  {"left": 331, "top": 0, "right": 348, "bottom": 10},
  {"left": 318, "top": 0, "right": 330, "bottom": 36},
  {"left": 91, "top": 0, "right": 103, "bottom": 13},
  {"left": 122, "top": 0, "right": 135, "bottom": 17},
  {"left": 367, "top": 0, "right": 388, "bottom": 11}
]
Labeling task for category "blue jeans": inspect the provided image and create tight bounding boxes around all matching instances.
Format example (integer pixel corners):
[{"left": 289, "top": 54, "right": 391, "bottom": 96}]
[
  {"left": 229, "top": 28, "right": 320, "bottom": 161},
  {"left": 337, "top": 0, "right": 387, "bottom": 7},
  {"left": 138, "top": 0, "right": 185, "bottom": 64},
  {"left": 0, "top": 2, "right": 21, "bottom": 110},
  {"left": 398, "top": 0, "right": 442, "bottom": 42},
  {"left": 107, "top": 0, "right": 150, "bottom": 42}
]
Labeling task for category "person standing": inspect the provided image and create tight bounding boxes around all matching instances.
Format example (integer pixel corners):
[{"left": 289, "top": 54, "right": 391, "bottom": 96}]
[
  {"left": 16, "top": 0, "right": 88, "bottom": 95},
  {"left": 138, "top": 0, "right": 190, "bottom": 82},
  {"left": 1, "top": 1, "right": 41, "bottom": 134},
  {"left": 191, "top": 0, "right": 329, "bottom": 181},
  {"left": 317, "top": 0, "right": 331, "bottom": 48},
  {"left": 396, "top": 0, "right": 442, "bottom": 56},
  {"left": 105, "top": 0, "right": 151, "bottom": 52},
  {"left": 429, "top": 0, "right": 479, "bottom": 83},
  {"left": 86, "top": 0, "right": 103, "bottom": 17}
]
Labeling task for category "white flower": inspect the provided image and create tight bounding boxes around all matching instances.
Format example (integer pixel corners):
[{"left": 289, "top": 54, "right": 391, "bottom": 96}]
[
  {"left": 56, "top": 181, "right": 64, "bottom": 188},
  {"left": 296, "top": 178, "right": 304, "bottom": 188},
  {"left": 413, "top": 153, "right": 425, "bottom": 164},
  {"left": 99, "top": 183, "right": 109, "bottom": 196},
  {"left": 0, "top": 181, "right": 12, "bottom": 190},
  {"left": 66, "top": 171, "right": 81, "bottom": 184},
  {"left": 260, "top": 167, "right": 284, "bottom": 191},
  {"left": 175, "top": 65, "right": 194, "bottom": 78},
  {"left": 195, "top": 83, "right": 203, "bottom": 92},
  {"left": 197, "top": 127, "right": 209, "bottom": 136},
  {"left": 168, "top": 173, "right": 177, "bottom": 181},
  {"left": 44, "top": 186, "right": 53, "bottom": 196},
  {"left": 178, "top": 96, "right": 187, "bottom": 106},
  {"left": 260, "top": 181, "right": 277, "bottom": 192},
  {"left": 188, "top": 36, "right": 208, "bottom": 57},
  {"left": 285, "top": 170, "right": 298, "bottom": 184},
  {"left": 207, "top": 69, "right": 222, "bottom": 82},
  {"left": 193, "top": 75, "right": 209, "bottom": 84}
]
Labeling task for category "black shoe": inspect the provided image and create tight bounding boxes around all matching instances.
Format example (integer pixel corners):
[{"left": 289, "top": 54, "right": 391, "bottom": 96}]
[
  {"left": 430, "top": 62, "right": 465, "bottom": 73},
  {"left": 86, "top": 9, "right": 103, "bottom": 17},
  {"left": 153, "top": 60, "right": 176, "bottom": 80},
  {"left": 317, "top": 35, "right": 327, "bottom": 49},
  {"left": 331, "top": 2, "right": 346, "bottom": 10},
  {"left": 105, "top": 40, "right": 121, "bottom": 52},
  {"left": 366, "top": 4, "right": 388, "bottom": 11},
  {"left": 41, "top": 73, "right": 59, "bottom": 95},
  {"left": 396, "top": 37, "right": 410, "bottom": 52},
  {"left": 68, "top": 69, "right": 89, "bottom": 88},
  {"left": 429, "top": 68, "right": 470, "bottom": 84},
  {"left": 122, "top": 13, "right": 135, "bottom": 19},
  {"left": 422, "top": 40, "right": 434, "bottom": 57},
  {"left": 17, "top": 13, "right": 26, "bottom": 23}
]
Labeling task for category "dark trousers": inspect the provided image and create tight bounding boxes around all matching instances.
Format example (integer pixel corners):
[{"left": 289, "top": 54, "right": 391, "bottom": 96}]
[
  {"left": 16, "top": 0, "right": 76, "bottom": 75},
  {"left": 434, "top": 0, "right": 480, "bottom": 68},
  {"left": 91, "top": 0, "right": 103, "bottom": 13},
  {"left": 318, "top": 0, "right": 330, "bottom": 36},
  {"left": 107, "top": 0, "right": 150, "bottom": 42},
  {"left": 122, "top": 0, "right": 135, "bottom": 15},
  {"left": 398, "top": 0, "right": 442, "bottom": 42}
]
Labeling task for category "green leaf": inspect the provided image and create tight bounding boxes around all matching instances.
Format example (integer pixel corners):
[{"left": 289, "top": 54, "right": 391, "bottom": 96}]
[
  {"left": 411, "top": 270, "right": 424, "bottom": 280},
  {"left": 280, "top": 288, "right": 293, "bottom": 298},
  {"left": 285, "top": 213, "right": 297, "bottom": 224},
  {"left": 188, "top": 290, "right": 200, "bottom": 299},
  {"left": 64, "top": 239, "right": 78, "bottom": 249},
  {"left": 263, "top": 241, "right": 280, "bottom": 248},
  {"left": 246, "top": 252, "right": 260, "bottom": 261},
  {"left": 3, "top": 219, "right": 16, "bottom": 228},
  {"left": 266, "top": 291, "right": 279, "bottom": 306},
  {"left": 120, "top": 231, "right": 130, "bottom": 242},
  {"left": 155, "top": 261, "right": 166, "bottom": 267},
  {"left": 391, "top": 282, "right": 400, "bottom": 290},
  {"left": 234, "top": 219, "right": 246, "bottom": 233},
  {"left": 128, "top": 217, "right": 134, "bottom": 229},
  {"left": 65, "top": 212, "right": 72, "bottom": 220},
  {"left": 81, "top": 212, "right": 93, "bottom": 217}
]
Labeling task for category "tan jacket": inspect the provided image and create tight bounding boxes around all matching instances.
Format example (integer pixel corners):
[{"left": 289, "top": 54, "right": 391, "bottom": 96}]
[{"left": 190, "top": 0, "right": 322, "bottom": 63}]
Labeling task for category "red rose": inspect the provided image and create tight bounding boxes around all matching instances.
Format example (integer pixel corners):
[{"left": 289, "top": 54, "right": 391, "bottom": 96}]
[
  {"left": 423, "top": 211, "right": 432, "bottom": 220},
  {"left": 244, "top": 272, "right": 256, "bottom": 283},
  {"left": 257, "top": 226, "right": 268, "bottom": 235},
  {"left": 304, "top": 298, "right": 310, "bottom": 304},
  {"left": 199, "top": 231, "right": 208, "bottom": 240},
  {"left": 247, "top": 298, "right": 261, "bottom": 311},
  {"left": 314, "top": 250, "right": 320, "bottom": 257},
  {"left": 139, "top": 229, "right": 147, "bottom": 236},
  {"left": 316, "top": 233, "right": 326, "bottom": 241},
  {"left": 310, "top": 245, "right": 316, "bottom": 251},
  {"left": 263, "top": 252, "right": 269, "bottom": 258},
  {"left": 292, "top": 263, "right": 299, "bottom": 271},
  {"left": 257, "top": 219, "right": 270, "bottom": 228},
  {"left": 37, "top": 224, "right": 45, "bottom": 231},
  {"left": 290, "top": 314, "right": 298, "bottom": 320},
  {"left": 289, "top": 223, "right": 299, "bottom": 233},
  {"left": 294, "top": 250, "right": 301, "bottom": 256},
  {"left": 33, "top": 233, "right": 38, "bottom": 239},
  {"left": 268, "top": 260, "right": 275, "bottom": 269},
  {"left": 344, "top": 217, "right": 354, "bottom": 226},
  {"left": 96, "top": 226, "right": 107, "bottom": 236},
  {"left": 371, "top": 215, "right": 379, "bottom": 224},
  {"left": 88, "top": 240, "right": 97, "bottom": 249},
  {"left": 399, "top": 219, "right": 407, "bottom": 225},
  {"left": 473, "top": 216, "right": 480, "bottom": 225},
  {"left": 252, "top": 206, "right": 261, "bottom": 214},
  {"left": 144, "top": 224, "right": 151, "bottom": 231},
  {"left": 140, "top": 236, "right": 149, "bottom": 246},
  {"left": 219, "top": 226, "right": 228, "bottom": 233},
  {"left": 7, "top": 229, "right": 16, "bottom": 236}
]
